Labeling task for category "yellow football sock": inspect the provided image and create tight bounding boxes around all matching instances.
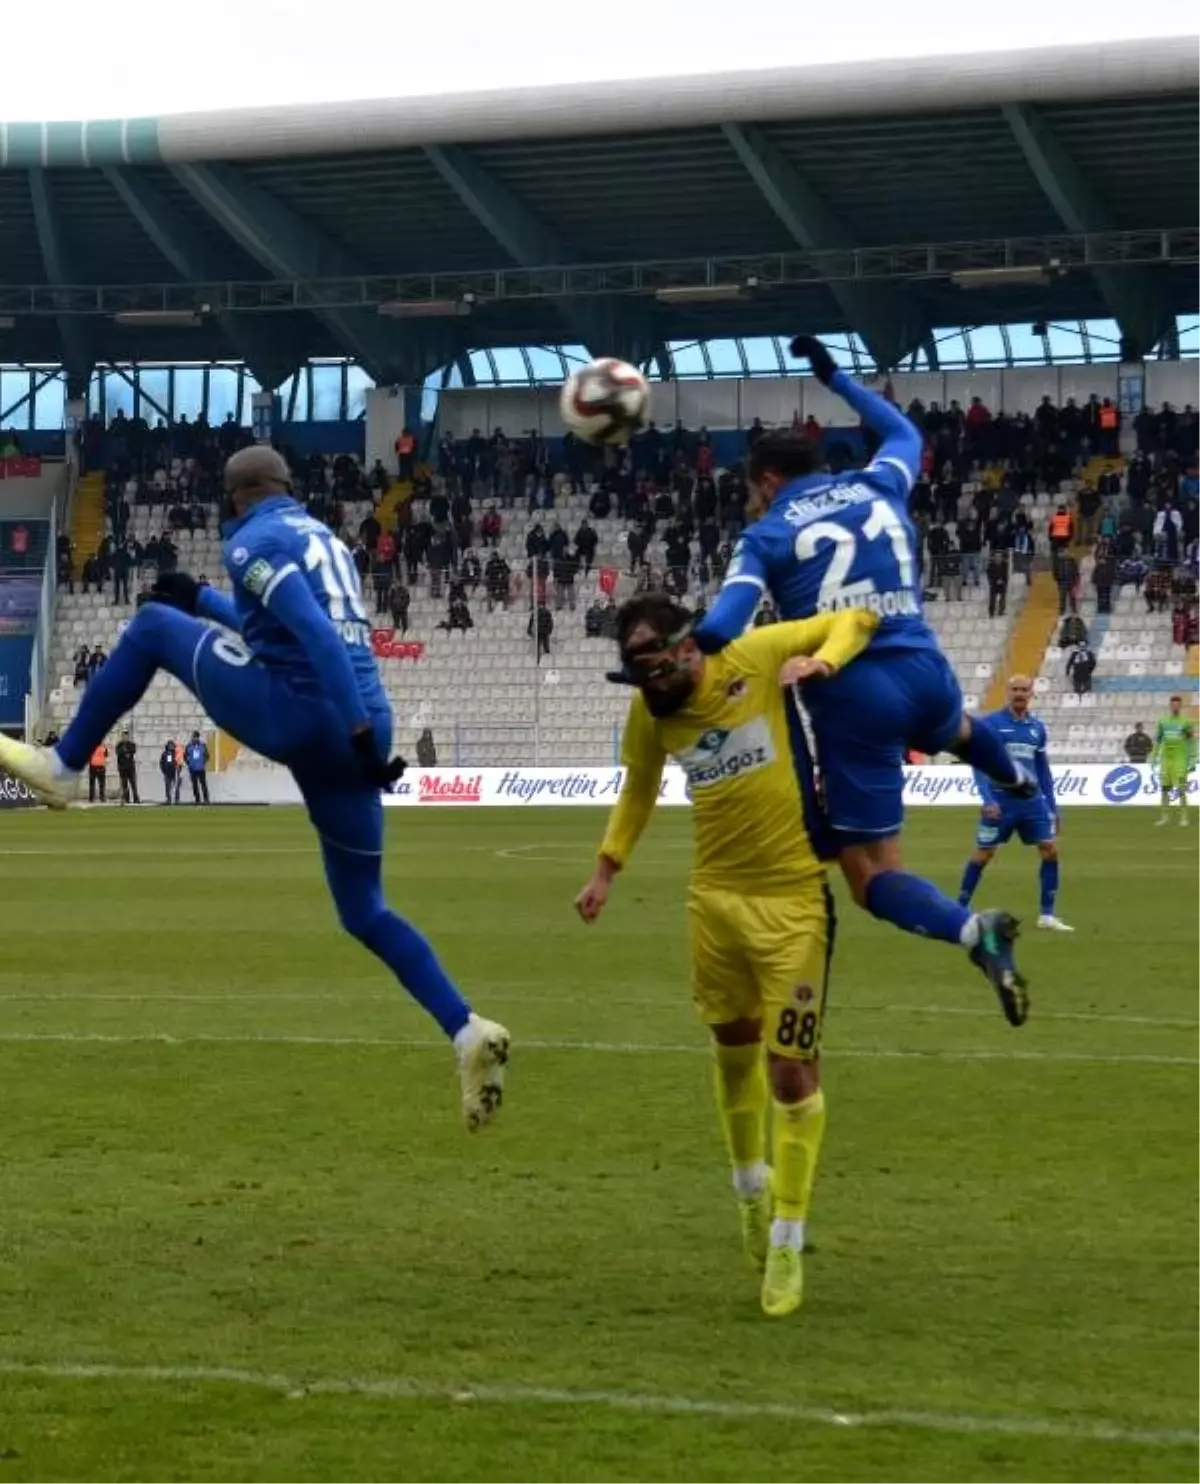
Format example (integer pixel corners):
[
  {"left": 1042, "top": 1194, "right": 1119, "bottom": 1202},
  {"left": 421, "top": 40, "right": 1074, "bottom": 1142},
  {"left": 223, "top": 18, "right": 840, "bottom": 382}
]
[
  {"left": 712, "top": 1041, "right": 768, "bottom": 1181},
  {"left": 772, "top": 1089, "right": 826, "bottom": 1222}
]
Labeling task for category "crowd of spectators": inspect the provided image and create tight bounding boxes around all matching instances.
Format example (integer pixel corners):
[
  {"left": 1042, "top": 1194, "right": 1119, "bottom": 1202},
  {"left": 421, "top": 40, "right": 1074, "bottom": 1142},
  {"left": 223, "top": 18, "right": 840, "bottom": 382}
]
[{"left": 52, "top": 391, "right": 1200, "bottom": 680}]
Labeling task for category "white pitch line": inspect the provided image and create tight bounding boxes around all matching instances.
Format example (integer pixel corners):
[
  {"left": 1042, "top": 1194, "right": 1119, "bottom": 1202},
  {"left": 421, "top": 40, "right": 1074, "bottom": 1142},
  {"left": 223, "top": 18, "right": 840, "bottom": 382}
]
[
  {"left": 0, "top": 846, "right": 317, "bottom": 857},
  {"left": 0, "top": 1359, "right": 1192, "bottom": 1449},
  {"left": 0, "top": 992, "right": 1192, "bottom": 1029},
  {"left": 0, "top": 1030, "right": 1192, "bottom": 1066}
]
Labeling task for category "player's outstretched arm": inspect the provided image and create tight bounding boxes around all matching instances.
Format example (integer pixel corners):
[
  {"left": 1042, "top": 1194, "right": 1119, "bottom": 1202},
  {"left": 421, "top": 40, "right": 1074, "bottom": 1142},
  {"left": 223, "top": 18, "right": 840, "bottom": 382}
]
[
  {"left": 742, "top": 610, "right": 879, "bottom": 682},
  {"left": 791, "top": 335, "right": 922, "bottom": 491},
  {"left": 577, "top": 702, "right": 665, "bottom": 922},
  {"left": 258, "top": 569, "right": 370, "bottom": 733},
  {"left": 196, "top": 585, "right": 242, "bottom": 632},
  {"left": 693, "top": 537, "right": 767, "bottom": 652},
  {"left": 150, "top": 572, "right": 243, "bottom": 634},
  {"left": 1035, "top": 736, "right": 1057, "bottom": 815}
]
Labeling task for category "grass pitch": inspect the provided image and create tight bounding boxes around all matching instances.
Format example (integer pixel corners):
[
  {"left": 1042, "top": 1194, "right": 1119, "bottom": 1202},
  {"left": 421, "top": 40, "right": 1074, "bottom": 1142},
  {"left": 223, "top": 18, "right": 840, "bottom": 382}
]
[{"left": 0, "top": 805, "right": 1195, "bottom": 1482}]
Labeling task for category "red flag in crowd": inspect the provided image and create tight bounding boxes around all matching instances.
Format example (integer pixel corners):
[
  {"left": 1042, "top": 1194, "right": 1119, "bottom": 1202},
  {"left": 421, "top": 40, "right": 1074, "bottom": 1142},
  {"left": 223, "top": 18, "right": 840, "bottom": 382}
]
[
  {"left": 0, "top": 457, "right": 41, "bottom": 480},
  {"left": 598, "top": 566, "right": 618, "bottom": 598}
]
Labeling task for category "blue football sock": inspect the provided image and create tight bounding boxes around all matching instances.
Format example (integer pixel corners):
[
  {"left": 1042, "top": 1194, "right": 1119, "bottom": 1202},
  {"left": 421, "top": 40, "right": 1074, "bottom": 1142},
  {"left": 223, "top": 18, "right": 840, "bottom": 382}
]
[
  {"left": 958, "top": 858, "right": 985, "bottom": 907},
  {"left": 954, "top": 717, "right": 1021, "bottom": 787},
  {"left": 57, "top": 605, "right": 209, "bottom": 771},
  {"left": 865, "top": 869, "right": 973, "bottom": 946},
  {"left": 1039, "top": 857, "right": 1059, "bottom": 916},
  {"left": 321, "top": 837, "right": 472, "bottom": 1039}
]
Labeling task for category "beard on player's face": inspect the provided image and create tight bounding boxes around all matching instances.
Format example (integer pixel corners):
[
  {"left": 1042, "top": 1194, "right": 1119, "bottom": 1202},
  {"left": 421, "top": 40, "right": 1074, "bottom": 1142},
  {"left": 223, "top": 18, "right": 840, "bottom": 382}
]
[
  {"left": 629, "top": 646, "right": 696, "bottom": 716},
  {"left": 641, "top": 672, "right": 694, "bottom": 716}
]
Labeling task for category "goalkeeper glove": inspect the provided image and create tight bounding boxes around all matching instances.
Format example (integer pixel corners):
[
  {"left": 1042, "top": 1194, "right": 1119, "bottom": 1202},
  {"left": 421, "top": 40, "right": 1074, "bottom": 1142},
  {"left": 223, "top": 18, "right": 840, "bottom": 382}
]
[
  {"left": 148, "top": 570, "right": 205, "bottom": 615},
  {"left": 350, "top": 727, "right": 408, "bottom": 789},
  {"left": 789, "top": 336, "right": 838, "bottom": 386}
]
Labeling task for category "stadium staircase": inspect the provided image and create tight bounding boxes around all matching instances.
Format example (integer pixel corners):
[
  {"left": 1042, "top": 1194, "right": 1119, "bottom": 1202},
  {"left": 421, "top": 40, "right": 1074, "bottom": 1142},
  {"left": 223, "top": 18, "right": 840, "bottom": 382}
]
[
  {"left": 70, "top": 471, "right": 108, "bottom": 564},
  {"left": 1079, "top": 453, "right": 1125, "bottom": 486},
  {"left": 981, "top": 572, "right": 1060, "bottom": 711},
  {"left": 374, "top": 478, "right": 413, "bottom": 530}
]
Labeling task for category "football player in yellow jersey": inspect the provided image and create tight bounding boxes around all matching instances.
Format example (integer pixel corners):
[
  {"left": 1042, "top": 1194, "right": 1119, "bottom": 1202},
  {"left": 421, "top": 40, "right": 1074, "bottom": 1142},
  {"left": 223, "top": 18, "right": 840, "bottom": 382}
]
[{"left": 575, "top": 593, "right": 878, "bottom": 1317}]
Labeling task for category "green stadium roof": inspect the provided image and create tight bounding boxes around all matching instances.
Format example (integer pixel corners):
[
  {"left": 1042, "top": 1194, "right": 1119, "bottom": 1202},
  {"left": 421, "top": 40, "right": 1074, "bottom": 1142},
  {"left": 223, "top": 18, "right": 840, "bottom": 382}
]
[{"left": 0, "top": 38, "right": 1195, "bottom": 380}]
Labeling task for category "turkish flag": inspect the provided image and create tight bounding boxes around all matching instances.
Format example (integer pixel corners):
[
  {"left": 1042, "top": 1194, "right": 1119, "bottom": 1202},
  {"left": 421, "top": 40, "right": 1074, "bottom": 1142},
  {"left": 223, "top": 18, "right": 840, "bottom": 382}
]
[{"left": 598, "top": 566, "right": 618, "bottom": 597}]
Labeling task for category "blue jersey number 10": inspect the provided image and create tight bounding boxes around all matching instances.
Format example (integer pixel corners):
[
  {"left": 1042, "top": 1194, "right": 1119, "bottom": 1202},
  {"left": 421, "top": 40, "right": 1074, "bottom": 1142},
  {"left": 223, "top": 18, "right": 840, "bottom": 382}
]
[{"left": 304, "top": 532, "right": 368, "bottom": 623}]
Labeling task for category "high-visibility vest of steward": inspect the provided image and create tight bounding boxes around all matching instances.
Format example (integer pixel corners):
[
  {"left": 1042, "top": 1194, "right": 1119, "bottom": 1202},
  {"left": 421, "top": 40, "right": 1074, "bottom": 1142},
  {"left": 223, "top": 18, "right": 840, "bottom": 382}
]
[
  {"left": 1098, "top": 404, "right": 1119, "bottom": 430},
  {"left": 1049, "top": 511, "right": 1073, "bottom": 541},
  {"left": 90, "top": 743, "right": 107, "bottom": 769}
]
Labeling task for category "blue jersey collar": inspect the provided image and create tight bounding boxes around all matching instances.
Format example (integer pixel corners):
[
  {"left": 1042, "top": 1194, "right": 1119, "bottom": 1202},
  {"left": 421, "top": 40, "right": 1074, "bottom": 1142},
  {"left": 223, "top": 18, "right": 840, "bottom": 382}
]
[{"left": 221, "top": 493, "right": 299, "bottom": 540}]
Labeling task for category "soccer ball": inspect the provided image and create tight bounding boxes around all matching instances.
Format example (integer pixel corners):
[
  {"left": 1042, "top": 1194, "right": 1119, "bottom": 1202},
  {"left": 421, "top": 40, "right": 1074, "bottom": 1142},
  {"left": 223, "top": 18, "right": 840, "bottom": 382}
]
[{"left": 559, "top": 358, "right": 650, "bottom": 446}]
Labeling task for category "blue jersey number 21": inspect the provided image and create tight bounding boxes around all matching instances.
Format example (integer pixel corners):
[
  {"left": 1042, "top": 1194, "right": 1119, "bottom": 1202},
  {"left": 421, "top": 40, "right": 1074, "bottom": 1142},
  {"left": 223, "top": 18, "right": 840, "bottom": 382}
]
[
  {"left": 794, "top": 497, "right": 915, "bottom": 610},
  {"left": 304, "top": 531, "right": 368, "bottom": 623}
]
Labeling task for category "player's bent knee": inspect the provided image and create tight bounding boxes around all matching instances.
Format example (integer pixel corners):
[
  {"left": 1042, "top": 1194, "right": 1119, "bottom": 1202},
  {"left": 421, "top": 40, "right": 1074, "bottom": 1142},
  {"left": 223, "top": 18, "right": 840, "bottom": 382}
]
[
  {"left": 332, "top": 891, "right": 388, "bottom": 943},
  {"left": 767, "top": 1052, "right": 820, "bottom": 1103},
  {"left": 711, "top": 1017, "right": 763, "bottom": 1047},
  {"left": 973, "top": 849, "right": 995, "bottom": 866},
  {"left": 840, "top": 838, "right": 903, "bottom": 905},
  {"left": 1039, "top": 843, "right": 1058, "bottom": 861},
  {"left": 124, "top": 602, "right": 174, "bottom": 648},
  {"left": 123, "top": 600, "right": 203, "bottom": 666}
]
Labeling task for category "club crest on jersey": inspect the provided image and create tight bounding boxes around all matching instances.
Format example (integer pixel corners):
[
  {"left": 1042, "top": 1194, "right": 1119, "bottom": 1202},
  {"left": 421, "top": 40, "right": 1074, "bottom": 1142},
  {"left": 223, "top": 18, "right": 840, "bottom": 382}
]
[
  {"left": 231, "top": 546, "right": 249, "bottom": 566},
  {"left": 792, "top": 982, "right": 816, "bottom": 1005},
  {"left": 695, "top": 728, "right": 729, "bottom": 753},
  {"left": 725, "top": 679, "right": 747, "bottom": 699}
]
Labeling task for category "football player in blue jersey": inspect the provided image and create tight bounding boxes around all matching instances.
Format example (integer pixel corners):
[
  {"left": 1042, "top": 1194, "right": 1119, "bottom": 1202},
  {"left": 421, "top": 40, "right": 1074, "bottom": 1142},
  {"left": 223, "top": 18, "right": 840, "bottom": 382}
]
[
  {"left": 693, "top": 337, "right": 1033, "bottom": 1026},
  {"left": 957, "top": 674, "right": 1072, "bottom": 932},
  {"left": 0, "top": 446, "right": 510, "bottom": 1129}
]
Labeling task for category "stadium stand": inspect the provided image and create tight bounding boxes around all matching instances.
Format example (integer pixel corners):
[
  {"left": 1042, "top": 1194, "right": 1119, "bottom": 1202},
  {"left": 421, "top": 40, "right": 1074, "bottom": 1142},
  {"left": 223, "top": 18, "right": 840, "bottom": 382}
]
[
  {"left": 2, "top": 38, "right": 1197, "bottom": 770},
  {"left": 45, "top": 390, "right": 1198, "bottom": 766}
]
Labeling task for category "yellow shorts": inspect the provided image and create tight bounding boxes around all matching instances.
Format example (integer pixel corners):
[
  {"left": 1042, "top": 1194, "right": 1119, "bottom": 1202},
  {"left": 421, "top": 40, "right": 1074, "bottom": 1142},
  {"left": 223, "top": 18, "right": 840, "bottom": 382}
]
[{"left": 686, "top": 881, "right": 834, "bottom": 1060}]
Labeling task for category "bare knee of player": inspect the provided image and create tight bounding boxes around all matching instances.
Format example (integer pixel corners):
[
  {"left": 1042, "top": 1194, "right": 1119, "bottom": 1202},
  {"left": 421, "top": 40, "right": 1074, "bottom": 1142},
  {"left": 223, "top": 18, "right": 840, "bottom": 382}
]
[
  {"left": 768, "top": 1049, "right": 820, "bottom": 1103},
  {"left": 1038, "top": 841, "right": 1058, "bottom": 863},
  {"left": 710, "top": 1016, "right": 762, "bottom": 1048},
  {"left": 973, "top": 847, "right": 996, "bottom": 868},
  {"left": 839, "top": 835, "right": 904, "bottom": 907}
]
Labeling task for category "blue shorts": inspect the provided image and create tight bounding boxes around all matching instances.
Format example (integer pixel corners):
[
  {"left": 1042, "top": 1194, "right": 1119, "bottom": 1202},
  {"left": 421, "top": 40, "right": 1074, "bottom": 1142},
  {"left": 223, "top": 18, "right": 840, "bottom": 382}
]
[
  {"left": 140, "top": 605, "right": 392, "bottom": 854},
  {"left": 976, "top": 806, "right": 1056, "bottom": 850},
  {"left": 800, "top": 647, "right": 962, "bottom": 843}
]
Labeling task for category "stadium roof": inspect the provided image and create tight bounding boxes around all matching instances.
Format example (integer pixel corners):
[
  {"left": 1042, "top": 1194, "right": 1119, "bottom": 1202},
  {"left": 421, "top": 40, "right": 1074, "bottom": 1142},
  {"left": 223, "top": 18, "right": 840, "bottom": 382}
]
[{"left": 0, "top": 38, "right": 1196, "bottom": 385}]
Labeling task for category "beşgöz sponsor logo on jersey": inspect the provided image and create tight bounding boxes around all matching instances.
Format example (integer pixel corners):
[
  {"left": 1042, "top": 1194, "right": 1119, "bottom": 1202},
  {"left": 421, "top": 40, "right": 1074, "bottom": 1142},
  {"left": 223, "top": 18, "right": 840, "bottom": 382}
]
[
  {"left": 676, "top": 718, "right": 774, "bottom": 790},
  {"left": 1101, "top": 764, "right": 1144, "bottom": 803}
]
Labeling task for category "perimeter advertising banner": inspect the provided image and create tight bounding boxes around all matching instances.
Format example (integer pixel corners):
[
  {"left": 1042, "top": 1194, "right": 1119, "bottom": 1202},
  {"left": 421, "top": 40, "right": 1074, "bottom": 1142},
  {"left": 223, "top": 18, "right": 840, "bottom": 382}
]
[
  {"left": 367, "top": 763, "right": 1192, "bottom": 808},
  {"left": 56, "top": 761, "right": 1200, "bottom": 809}
]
